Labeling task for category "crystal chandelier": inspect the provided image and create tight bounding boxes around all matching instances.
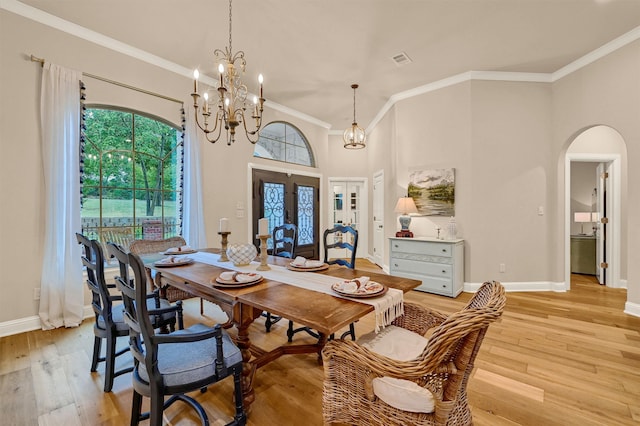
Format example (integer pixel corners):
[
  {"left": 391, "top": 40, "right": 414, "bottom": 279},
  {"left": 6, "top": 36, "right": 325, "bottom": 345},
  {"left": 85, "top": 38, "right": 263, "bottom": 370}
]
[
  {"left": 191, "top": 0, "right": 265, "bottom": 145},
  {"left": 343, "top": 84, "right": 366, "bottom": 149}
]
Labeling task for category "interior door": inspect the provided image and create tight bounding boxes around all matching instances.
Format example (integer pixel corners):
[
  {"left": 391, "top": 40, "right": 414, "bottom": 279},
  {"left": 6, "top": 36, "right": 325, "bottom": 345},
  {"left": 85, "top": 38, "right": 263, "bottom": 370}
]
[
  {"left": 252, "top": 169, "right": 320, "bottom": 259},
  {"left": 372, "top": 171, "right": 384, "bottom": 267},
  {"left": 596, "top": 162, "right": 608, "bottom": 285}
]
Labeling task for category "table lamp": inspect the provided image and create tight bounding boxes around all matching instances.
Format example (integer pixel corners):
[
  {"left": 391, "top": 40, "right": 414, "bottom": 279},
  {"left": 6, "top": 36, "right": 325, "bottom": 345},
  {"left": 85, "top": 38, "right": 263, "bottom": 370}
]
[
  {"left": 395, "top": 197, "right": 418, "bottom": 237},
  {"left": 574, "top": 212, "right": 591, "bottom": 235}
]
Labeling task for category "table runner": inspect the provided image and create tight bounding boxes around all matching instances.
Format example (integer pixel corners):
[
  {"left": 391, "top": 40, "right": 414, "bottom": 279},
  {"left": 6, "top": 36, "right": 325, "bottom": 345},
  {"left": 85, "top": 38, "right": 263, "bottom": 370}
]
[{"left": 188, "top": 251, "right": 403, "bottom": 332}]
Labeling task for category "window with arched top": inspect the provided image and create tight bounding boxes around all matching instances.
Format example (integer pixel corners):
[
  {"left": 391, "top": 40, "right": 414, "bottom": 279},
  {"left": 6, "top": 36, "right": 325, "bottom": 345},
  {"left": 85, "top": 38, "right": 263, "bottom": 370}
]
[{"left": 253, "top": 121, "right": 315, "bottom": 167}]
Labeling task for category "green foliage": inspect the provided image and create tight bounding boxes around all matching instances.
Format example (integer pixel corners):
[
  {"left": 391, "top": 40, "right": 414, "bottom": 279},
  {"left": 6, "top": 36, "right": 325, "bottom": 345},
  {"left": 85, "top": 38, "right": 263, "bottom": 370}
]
[
  {"left": 428, "top": 183, "right": 455, "bottom": 202},
  {"left": 81, "top": 198, "right": 177, "bottom": 217},
  {"left": 81, "top": 108, "right": 182, "bottom": 218},
  {"left": 407, "top": 182, "right": 454, "bottom": 202}
]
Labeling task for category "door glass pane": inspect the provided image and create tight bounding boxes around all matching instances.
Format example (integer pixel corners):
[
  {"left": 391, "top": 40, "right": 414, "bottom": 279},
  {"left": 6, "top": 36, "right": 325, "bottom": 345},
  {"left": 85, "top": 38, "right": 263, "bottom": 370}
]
[
  {"left": 263, "top": 182, "right": 285, "bottom": 249},
  {"left": 297, "top": 185, "right": 314, "bottom": 246}
]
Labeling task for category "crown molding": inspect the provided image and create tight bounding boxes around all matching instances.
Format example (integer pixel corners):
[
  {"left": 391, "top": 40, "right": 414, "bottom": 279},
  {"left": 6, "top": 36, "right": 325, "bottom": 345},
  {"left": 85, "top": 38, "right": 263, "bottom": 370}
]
[{"left": 552, "top": 25, "right": 640, "bottom": 81}]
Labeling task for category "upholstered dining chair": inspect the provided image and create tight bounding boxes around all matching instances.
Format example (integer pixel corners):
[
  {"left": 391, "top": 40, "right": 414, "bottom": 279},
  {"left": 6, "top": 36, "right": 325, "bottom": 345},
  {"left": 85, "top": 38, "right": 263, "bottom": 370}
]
[
  {"left": 287, "top": 224, "right": 359, "bottom": 342},
  {"left": 110, "top": 244, "right": 246, "bottom": 426},
  {"left": 321, "top": 280, "right": 506, "bottom": 426},
  {"left": 129, "top": 236, "right": 205, "bottom": 315},
  {"left": 77, "top": 233, "right": 182, "bottom": 392},
  {"left": 263, "top": 223, "right": 297, "bottom": 332}
]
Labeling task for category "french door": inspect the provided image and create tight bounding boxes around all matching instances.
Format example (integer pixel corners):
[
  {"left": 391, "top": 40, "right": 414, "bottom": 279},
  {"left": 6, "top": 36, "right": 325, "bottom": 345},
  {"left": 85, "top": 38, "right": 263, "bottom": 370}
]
[
  {"left": 252, "top": 169, "right": 320, "bottom": 259},
  {"left": 328, "top": 178, "right": 367, "bottom": 259}
]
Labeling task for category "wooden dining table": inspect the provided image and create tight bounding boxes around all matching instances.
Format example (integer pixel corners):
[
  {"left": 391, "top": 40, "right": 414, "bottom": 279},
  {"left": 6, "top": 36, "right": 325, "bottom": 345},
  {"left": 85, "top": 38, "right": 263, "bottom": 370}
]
[{"left": 144, "top": 249, "right": 421, "bottom": 410}]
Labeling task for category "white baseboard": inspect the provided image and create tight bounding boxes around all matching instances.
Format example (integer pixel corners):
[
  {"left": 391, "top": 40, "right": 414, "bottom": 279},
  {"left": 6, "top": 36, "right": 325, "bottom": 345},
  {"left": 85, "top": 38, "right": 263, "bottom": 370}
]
[
  {"left": 464, "top": 281, "right": 567, "bottom": 293},
  {"left": 624, "top": 301, "right": 640, "bottom": 318},
  {"left": 0, "top": 305, "right": 94, "bottom": 338}
]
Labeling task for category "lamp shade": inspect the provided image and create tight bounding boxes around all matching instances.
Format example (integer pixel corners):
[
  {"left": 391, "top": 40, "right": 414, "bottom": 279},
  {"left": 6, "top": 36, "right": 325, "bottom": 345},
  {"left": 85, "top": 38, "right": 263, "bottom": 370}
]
[
  {"left": 395, "top": 197, "right": 418, "bottom": 215},
  {"left": 574, "top": 212, "right": 591, "bottom": 223}
]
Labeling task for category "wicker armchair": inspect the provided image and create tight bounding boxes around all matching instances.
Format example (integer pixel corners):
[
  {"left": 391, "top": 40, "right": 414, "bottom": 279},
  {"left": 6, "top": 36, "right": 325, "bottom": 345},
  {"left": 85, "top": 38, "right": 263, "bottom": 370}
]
[
  {"left": 129, "top": 237, "right": 204, "bottom": 313},
  {"left": 322, "top": 281, "right": 506, "bottom": 426}
]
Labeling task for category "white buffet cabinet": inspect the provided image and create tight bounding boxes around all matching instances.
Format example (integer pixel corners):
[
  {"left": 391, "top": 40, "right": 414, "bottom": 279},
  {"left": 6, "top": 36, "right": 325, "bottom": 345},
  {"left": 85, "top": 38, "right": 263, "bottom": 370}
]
[{"left": 389, "top": 237, "right": 464, "bottom": 297}]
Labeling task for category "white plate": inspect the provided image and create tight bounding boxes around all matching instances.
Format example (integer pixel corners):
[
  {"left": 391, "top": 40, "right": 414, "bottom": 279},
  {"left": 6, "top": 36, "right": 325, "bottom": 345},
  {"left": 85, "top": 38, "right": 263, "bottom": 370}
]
[
  {"left": 331, "top": 280, "right": 387, "bottom": 298},
  {"left": 287, "top": 262, "right": 329, "bottom": 272},
  {"left": 213, "top": 273, "right": 263, "bottom": 287},
  {"left": 163, "top": 248, "right": 197, "bottom": 255},
  {"left": 153, "top": 257, "right": 194, "bottom": 267}
]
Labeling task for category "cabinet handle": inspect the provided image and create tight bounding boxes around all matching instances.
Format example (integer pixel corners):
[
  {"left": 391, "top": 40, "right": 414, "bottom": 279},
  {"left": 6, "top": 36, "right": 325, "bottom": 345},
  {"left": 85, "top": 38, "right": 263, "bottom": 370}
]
[
  {"left": 442, "top": 270, "right": 446, "bottom": 274},
  {"left": 442, "top": 284, "right": 447, "bottom": 288},
  {"left": 394, "top": 244, "right": 398, "bottom": 248},
  {"left": 394, "top": 263, "right": 398, "bottom": 267},
  {"left": 442, "top": 249, "right": 447, "bottom": 253}
]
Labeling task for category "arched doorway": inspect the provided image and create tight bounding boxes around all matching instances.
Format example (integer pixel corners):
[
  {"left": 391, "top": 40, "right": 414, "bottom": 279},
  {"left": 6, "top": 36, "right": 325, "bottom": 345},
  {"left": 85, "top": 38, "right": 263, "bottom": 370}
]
[{"left": 563, "top": 125, "right": 627, "bottom": 290}]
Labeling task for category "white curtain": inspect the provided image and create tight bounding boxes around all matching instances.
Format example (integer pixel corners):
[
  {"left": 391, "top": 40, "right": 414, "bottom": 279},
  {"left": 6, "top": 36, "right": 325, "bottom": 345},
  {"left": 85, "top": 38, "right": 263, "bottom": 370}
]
[
  {"left": 38, "top": 62, "right": 84, "bottom": 329},
  {"left": 182, "top": 106, "right": 208, "bottom": 248}
]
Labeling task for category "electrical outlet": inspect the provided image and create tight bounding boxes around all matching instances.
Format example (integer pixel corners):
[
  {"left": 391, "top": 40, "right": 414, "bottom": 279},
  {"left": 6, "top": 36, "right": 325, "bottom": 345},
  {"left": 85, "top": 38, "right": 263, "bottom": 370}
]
[
  {"left": 33, "top": 288, "right": 41, "bottom": 300},
  {"left": 499, "top": 263, "right": 506, "bottom": 273}
]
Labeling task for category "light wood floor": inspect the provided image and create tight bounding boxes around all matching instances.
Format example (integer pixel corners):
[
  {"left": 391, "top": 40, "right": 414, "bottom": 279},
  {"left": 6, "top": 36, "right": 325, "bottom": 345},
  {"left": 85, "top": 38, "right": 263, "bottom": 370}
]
[{"left": 1, "top": 264, "right": 639, "bottom": 425}]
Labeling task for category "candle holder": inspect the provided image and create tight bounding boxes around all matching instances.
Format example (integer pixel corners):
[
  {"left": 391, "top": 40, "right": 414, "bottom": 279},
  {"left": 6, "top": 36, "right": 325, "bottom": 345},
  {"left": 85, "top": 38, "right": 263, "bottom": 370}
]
[
  {"left": 256, "top": 234, "right": 271, "bottom": 271},
  {"left": 218, "top": 231, "right": 231, "bottom": 262}
]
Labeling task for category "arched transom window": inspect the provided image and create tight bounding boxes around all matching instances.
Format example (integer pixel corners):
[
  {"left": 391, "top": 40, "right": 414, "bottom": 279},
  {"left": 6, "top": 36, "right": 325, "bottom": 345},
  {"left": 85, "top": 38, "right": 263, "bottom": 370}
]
[{"left": 253, "top": 121, "right": 315, "bottom": 167}]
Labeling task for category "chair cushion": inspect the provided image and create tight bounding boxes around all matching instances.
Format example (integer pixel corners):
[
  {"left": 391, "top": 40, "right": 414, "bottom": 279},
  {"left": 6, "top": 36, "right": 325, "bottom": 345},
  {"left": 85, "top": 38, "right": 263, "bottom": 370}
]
[
  {"left": 150, "top": 298, "right": 179, "bottom": 325},
  {"left": 358, "top": 325, "right": 434, "bottom": 413},
  {"left": 372, "top": 376, "right": 435, "bottom": 413},
  {"left": 359, "top": 325, "right": 428, "bottom": 361},
  {"left": 97, "top": 303, "right": 129, "bottom": 332},
  {"left": 98, "top": 298, "right": 175, "bottom": 332},
  {"left": 138, "top": 323, "right": 242, "bottom": 387}
]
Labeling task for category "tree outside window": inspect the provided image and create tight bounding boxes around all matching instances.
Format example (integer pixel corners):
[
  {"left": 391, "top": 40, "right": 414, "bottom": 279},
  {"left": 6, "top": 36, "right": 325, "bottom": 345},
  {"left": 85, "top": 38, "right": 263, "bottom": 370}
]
[{"left": 81, "top": 107, "right": 183, "bottom": 248}]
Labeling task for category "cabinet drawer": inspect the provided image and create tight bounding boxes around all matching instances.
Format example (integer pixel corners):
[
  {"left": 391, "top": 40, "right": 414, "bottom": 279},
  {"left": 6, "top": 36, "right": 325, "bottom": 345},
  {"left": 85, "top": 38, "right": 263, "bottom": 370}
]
[
  {"left": 416, "top": 276, "right": 453, "bottom": 295},
  {"left": 390, "top": 257, "right": 453, "bottom": 279},
  {"left": 390, "top": 239, "right": 452, "bottom": 257}
]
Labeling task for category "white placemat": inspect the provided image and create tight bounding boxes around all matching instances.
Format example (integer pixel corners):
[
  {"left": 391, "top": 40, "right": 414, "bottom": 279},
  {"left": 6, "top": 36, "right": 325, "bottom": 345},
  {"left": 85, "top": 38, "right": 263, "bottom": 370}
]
[{"left": 190, "top": 251, "right": 403, "bottom": 332}]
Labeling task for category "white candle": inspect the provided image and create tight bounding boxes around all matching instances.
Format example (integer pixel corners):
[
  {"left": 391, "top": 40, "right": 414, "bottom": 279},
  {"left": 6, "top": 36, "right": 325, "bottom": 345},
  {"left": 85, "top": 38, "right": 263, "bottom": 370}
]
[
  {"left": 219, "top": 217, "right": 229, "bottom": 233},
  {"left": 258, "top": 218, "right": 269, "bottom": 236}
]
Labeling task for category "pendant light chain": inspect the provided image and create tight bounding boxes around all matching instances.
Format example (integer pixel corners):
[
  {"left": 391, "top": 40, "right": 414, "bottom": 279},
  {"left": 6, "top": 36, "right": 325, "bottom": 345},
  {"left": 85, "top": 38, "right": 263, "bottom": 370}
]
[
  {"left": 228, "top": 0, "right": 232, "bottom": 53},
  {"left": 353, "top": 86, "right": 357, "bottom": 123}
]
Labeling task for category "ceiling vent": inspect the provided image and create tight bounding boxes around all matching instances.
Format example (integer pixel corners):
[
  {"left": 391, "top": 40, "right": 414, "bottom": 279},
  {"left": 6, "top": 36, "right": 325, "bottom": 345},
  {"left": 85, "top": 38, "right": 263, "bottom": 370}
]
[{"left": 391, "top": 52, "right": 412, "bottom": 66}]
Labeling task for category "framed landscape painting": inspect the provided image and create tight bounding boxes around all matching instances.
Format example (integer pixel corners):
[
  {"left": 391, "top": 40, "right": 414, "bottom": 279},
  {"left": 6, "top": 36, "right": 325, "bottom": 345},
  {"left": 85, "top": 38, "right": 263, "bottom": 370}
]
[{"left": 408, "top": 168, "right": 455, "bottom": 216}]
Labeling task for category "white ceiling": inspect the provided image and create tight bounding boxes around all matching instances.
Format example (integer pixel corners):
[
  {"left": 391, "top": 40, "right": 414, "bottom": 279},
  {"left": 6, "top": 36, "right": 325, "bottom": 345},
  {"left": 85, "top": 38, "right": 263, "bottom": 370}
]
[{"left": 12, "top": 0, "right": 640, "bottom": 132}]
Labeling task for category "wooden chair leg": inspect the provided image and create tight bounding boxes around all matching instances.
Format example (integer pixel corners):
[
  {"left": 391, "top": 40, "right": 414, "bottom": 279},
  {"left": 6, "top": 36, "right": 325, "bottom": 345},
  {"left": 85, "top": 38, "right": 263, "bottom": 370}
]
[
  {"left": 149, "top": 391, "right": 164, "bottom": 426},
  {"left": 103, "top": 336, "right": 117, "bottom": 392},
  {"left": 130, "top": 390, "right": 143, "bottom": 426},
  {"left": 91, "top": 336, "right": 101, "bottom": 372},
  {"left": 232, "top": 365, "right": 247, "bottom": 425},
  {"left": 339, "top": 323, "right": 356, "bottom": 340}
]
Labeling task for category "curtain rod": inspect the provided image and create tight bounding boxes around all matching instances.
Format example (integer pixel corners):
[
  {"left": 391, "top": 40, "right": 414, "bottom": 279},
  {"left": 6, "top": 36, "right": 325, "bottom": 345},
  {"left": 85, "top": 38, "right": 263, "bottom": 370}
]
[{"left": 30, "top": 54, "right": 184, "bottom": 105}]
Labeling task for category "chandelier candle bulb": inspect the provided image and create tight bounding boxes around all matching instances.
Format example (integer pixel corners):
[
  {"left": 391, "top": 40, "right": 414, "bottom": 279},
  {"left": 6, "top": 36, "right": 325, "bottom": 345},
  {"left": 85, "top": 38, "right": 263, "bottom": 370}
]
[
  {"left": 219, "top": 217, "right": 229, "bottom": 233},
  {"left": 193, "top": 69, "right": 199, "bottom": 93},
  {"left": 218, "top": 64, "right": 224, "bottom": 86},
  {"left": 258, "top": 218, "right": 269, "bottom": 236}
]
